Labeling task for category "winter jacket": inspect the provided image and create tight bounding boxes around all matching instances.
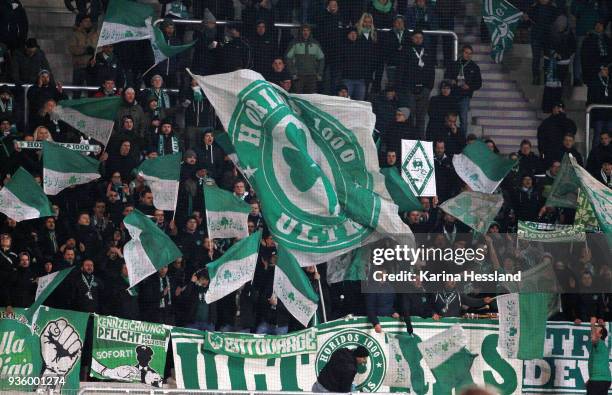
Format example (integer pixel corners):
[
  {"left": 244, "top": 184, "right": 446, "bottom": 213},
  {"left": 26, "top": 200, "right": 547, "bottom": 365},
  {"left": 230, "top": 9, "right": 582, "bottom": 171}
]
[
  {"left": 0, "top": 0, "right": 28, "bottom": 50},
  {"left": 250, "top": 31, "right": 275, "bottom": 76},
  {"left": 427, "top": 94, "right": 458, "bottom": 137},
  {"left": 372, "top": 94, "right": 398, "bottom": 133},
  {"left": 537, "top": 113, "right": 577, "bottom": 162},
  {"left": 383, "top": 29, "right": 410, "bottom": 68},
  {"left": 317, "top": 348, "right": 358, "bottom": 392},
  {"left": 587, "top": 75, "right": 612, "bottom": 122},
  {"left": 399, "top": 44, "right": 436, "bottom": 92},
  {"left": 445, "top": 58, "right": 483, "bottom": 97},
  {"left": 68, "top": 27, "right": 99, "bottom": 69},
  {"left": 339, "top": 38, "right": 369, "bottom": 80},
  {"left": 152, "top": 33, "right": 187, "bottom": 78},
  {"left": 581, "top": 31, "right": 611, "bottom": 85},
  {"left": 115, "top": 99, "right": 147, "bottom": 141},
  {"left": 191, "top": 27, "right": 222, "bottom": 75},
  {"left": 285, "top": 37, "right": 325, "bottom": 78},
  {"left": 587, "top": 142, "right": 612, "bottom": 175},
  {"left": 382, "top": 120, "right": 419, "bottom": 155},
  {"left": 10, "top": 48, "right": 51, "bottom": 84},
  {"left": 526, "top": 2, "right": 560, "bottom": 40},
  {"left": 221, "top": 37, "right": 252, "bottom": 72},
  {"left": 405, "top": 4, "right": 434, "bottom": 30},
  {"left": 194, "top": 141, "right": 225, "bottom": 182},
  {"left": 314, "top": 10, "right": 344, "bottom": 66},
  {"left": 571, "top": 0, "right": 601, "bottom": 37},
  {"left": 513, "top": 187, "right": 543, "bottom": 221},
  {"left": 89, "top": 51, "right": 126, "bottom": 88}
]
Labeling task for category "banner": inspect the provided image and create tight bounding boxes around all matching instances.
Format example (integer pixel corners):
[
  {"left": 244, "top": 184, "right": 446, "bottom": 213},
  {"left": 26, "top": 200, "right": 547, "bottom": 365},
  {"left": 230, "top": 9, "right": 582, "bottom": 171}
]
[
  {"left": 517, "top": 221, "right": 586, "bottom": 243},
  {"left": 401, "top": 140, "right": 436, "bottom": 196},
  {"left": 90, "top": 315, "right": 169, "bottom": 387},
  {"left": 0, "top": 307, "right": 89, "bottom": 393},
  {"left": 15, "top": 141, "right": 101, "bottom": 153}
]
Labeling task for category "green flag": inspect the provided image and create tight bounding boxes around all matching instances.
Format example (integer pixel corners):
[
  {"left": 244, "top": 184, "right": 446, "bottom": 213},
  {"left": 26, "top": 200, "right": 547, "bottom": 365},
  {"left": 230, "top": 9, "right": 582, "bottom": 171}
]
[
  {"left": 43, "top": 141, "right": 100, "bottom": 195},
  {"left": 25, "top": 267, "right": 74, "bottom": 321},
  {"left": 149, "top": 23, "right": 195, "bottom": 68},
  {"left": 274, "top": 245, "right": 320, "bottom": 326},
  {"left": 517, "top": 221, "right": 586, "bottom": 243},
  {"left": 575, "top": 189, "right": 600, "bottom": 232},
  {"left": 439, "top": 191, "right": 504, "bottom": 234},
  {"left": 418, "top": 325, "right": 477, "bottom": 394},
  {"left": 453, "top": 140, "right": 517, "bottom": 193},
  {"left": 54, "top": 96, "right": 122, "bottom": 146},
  {"left": 204, "top": 185, "right": 252, "bottom": 239},
  {"left": 483, "top": 0, "right": 523, "bottom": 63},
  {"left": 97, "top": 0, "right": 155, "bottom": 47},
  {"left": 384, "top": 333, "right": 428, "bottom": 394},
  {"left": 123, "top": 209, "right": 182, "bottom": 288},
  {"left": 0, "top": 167, "right": 53, "bottom": 222},
  {"left": 189, "top": 69, "right": 412, "bottom": 264},
  {"left": 545, "top": 154, "right": 581, "bottom": 208},
  {"left": 136, "top": 153, "right": 180, "bottom": 211},
  {"left": 380, "top": 167, "right": 422, "bottom": 213},
  {"left": 206, "top": 230, "right": 262, "bottom": 303},
  {"left": 497, "top": 293, "right": 552, "bottom": 360}
]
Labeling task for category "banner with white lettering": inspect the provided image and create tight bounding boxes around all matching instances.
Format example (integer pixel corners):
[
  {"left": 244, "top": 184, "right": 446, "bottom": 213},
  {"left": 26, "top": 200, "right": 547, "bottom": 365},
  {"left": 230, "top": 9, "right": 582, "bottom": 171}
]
[{"left": 90, "top": 315, "right": 169, "bottom": 387}]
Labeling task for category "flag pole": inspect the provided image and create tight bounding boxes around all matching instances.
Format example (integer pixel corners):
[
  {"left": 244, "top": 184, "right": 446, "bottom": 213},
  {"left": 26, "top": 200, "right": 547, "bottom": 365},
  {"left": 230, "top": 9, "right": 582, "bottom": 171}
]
[{"left": 315, "top": 265, "right": 327, "bottom": 323}]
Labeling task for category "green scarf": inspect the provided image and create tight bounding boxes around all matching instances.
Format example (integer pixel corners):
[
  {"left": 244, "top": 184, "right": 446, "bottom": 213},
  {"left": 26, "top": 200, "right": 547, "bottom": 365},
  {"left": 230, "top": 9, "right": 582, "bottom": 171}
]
[
  {"left": 158, "top": 133, "right": 180, "bottom": 155},
  {"left": 372, "top": 0, "right": 392, "bottom": 13}
]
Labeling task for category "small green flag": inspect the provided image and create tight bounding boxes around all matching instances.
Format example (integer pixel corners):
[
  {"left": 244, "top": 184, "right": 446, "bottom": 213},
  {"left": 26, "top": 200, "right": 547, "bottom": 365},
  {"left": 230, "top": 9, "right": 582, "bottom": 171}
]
[
  {"left": 0, "top": 167, "right": 53, "bottom": 222},
  {"left": 97, "top": 0, "right": 155, "bottom": 47},
  {"left": 55, "top": 96, "right": 122, "bottom": 146},
  {"left": 453, "top": 140, "right": 517, "bottom": 193},
  {"left": 25, "top": 267, "right": 74, "bottom": 321},
  {"left": 149, "top": 23, "right": 195, "bottom": 67},
  {"left": 439, "top": 191, "right": 503, "bottom": 234},
  {"left": 43, "top": 141, "right": 100, "bottom": 195},
  {"left": 483, "top": 0, "right": 523, "bottom": 63},
  {"left": 136, "top": 153, "right": 180, "bottom": 211},
  {"left": 204, "top": 185, "right": 252, "bottom": 239}
]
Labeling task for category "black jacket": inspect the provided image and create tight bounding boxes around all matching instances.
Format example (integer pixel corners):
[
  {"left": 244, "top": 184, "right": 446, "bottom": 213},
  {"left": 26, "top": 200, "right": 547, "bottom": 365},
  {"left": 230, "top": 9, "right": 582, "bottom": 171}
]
[
  {"left": 434, "top": 153, "right": 459, "bottom": 203},
  {"left": 194, "top": 142, "right": 225, "bottom": 183},
  {"left": 581, "top": 31, "right": 612, "bottom": 85},
  {"left": 339, "top": 38, "right": 368, "bottom": 80},
  {"left": 382, "top": 120, "right": 419, "bottom": 155},
  {"left": 537, "top": 113, "right": 577, "bottom": 163},
  {"left": 10, "top": 267, "right": 35, "bottom": 307},
  {"left": 399, "top": 44, "right": 436, "bottom": 92},
  {"left": 426, "top": 94, "right": 459, "bottom": 138},
  {"left": 317, "top": 348, "right": 358, "bottom": 392},
  {"left": 445, "top": 59, "right": 483, "bottom": 98},
  {"left": 587, "top": 75, "right": 612, "bottom": 122},
  {"left": 587, "top": 143, "right": 612, "bottom": 175},
  {"left": 221, "top": 37, "right": 252, "bottom": 72},
  {"left": 89, "top": 52, "right": 126, "bottom": 88},
  {"left": 314, "top": 10, "right": 344, "bottom": 66},
  {"left": 250, "top": 31, "right": 275, "bottom": 76},
  {"left": 191, "top": 27, "right": 222, "bottom": 76},
  {"left": 383, "top": 29, "right": 410, "bottom": 68}
]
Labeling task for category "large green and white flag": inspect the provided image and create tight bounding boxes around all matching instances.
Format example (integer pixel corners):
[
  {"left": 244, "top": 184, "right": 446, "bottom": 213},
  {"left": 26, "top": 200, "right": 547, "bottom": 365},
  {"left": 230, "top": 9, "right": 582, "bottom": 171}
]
[
  {"left": 517, "top": 221, "right": 586, "bottom": 243},
  {"left": 453, "top": 140, "right": 517, "bottom": 193},
  {"left": 189, "top": 69, "right": 412, "bottom": 264},
  {"left": 206, "top": 230, "right": 262, "bottom": 303},
  {"left": 90, "top": 315, "right": 169, "bottom": 386},
  {"left": 418, "top": 325, "right": 477, "bottom": 393},
  {"left": 97, "top": 0, "right": 155, "bottom": 47},
  {"left": 575, "top": 189, "right": 600, "bottom": 232},
  {"left": 384, "top": 333, "right": 427, "bottom": 394},
  {"left": 54, "top": 96, "right": 122, "bottom": 146},
  {"left": 274, "top": 245, "right": 319, "bottom": 326},
  {"left": 0, "top": 167, "right": 53, "bottom": 222},
  {"left": 326, "top": 247, "right": 367, "bottom": 284},
  {"left": 545, "top": 154, "right": 580, "bottom": 208},
  {"left": 401, "top": 140, "right": 436, "bottom": 196},
  {"left": 43, "top": 141, "right": 100, "bottom": 195},
  {"left": 136, "top": 153, "right": 180, "bottom": 211},
  {"left": 148, "top": 21, "right": 195, "bottom": 69},
  {"left": 204, "top": 185, "right": 252, "bottom": 239},
  {"left": 483, "top": 0, "right": 523, "bottom": 63},
  {"left": 26, "top": 267, "right": 74, "bottom": 320},
  {"left": 439, "top": 191, "right": 504, "bottom": 234},
  {"left": 123, "top": 209, "right": 182, "bottom": 288},
  {"left": 497, "top": 293, "right": 551, "bottom": 360}
]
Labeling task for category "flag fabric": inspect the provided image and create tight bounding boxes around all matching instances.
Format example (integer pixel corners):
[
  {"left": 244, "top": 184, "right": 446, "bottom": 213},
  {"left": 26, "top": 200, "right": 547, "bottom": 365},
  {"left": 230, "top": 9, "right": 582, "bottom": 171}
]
[
  {"left": 97, "top": 0, "right": 155, "bottom": 47},
  {"left": 483, "top": 0, "right": 523, "bottom": 63},
  {"left": 148, "top": 21, "right": 195, "bottom": 68},
  {"left": 26, "top": 267, "right": 74, "bottom": 320},
  {"left": 54, "top": 96, "right": 122, "bottom": 147},
  {"left": 497, "top": 293, "right": 551, "bottom": 359},
  {"left": 453, "top": 140, "right": 517, "bottom": 193},
  {"left": 274, "top": 245, "right": 319, "bottom": 326},
  {"left": 384, "top": 333, "right": 428, "bottom": 394},
  {"left": 0, "top": 167, "right": 53, "bottom": 222},
  {"left": 123, "top": 209, "right": 182, "bottom": 288},
  {"left": 439, "top": 191, "right": 504, "bottom": 234},
  {"left": 400, "top": 140, "right": 437, "bottom": 196},
  {"left": 380, "top": 167, "right": 422, "bottom": 213},
  {"left": 417, "top": 325, "right": 477, "bottom": 393},
  {"left": 326, "top": 247, "right": 367, "bottom": 284},
  {"left": 42, "top": 141, "right": 100, "bottom": 195},
  {"left": 204, "top": 185, "right": 252, "bottom": 239},
  {"left": 575, "top": 189, "right": 600, "bottom": 232},
  {"left": 517, "top": 221, "right": 586, "bottom": 243},
  {"left": 206, "top": 230, "right": 262, "bottom": 303},
  {"left": 189, "top": 69, "right": 412, "bottom": 264},
  {"left": 545, "top": 154, "right": 580, "bottom": 208},
  {"left": 136, "top": 153, "right": 180, "bottom": 211}
]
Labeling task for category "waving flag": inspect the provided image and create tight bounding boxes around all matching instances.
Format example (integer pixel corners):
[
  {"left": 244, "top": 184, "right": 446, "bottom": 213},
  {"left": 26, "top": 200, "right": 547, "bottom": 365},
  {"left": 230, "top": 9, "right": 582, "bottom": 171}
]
[
  {"left": 204, "top": 185, "right": 252, "bottom": 239},
  {"left": 453, "top": 140, "right": 517, "bottom": 193},
  {"left": 147, "top": 21, "right": 195, "bottom": 69},
  {"left": 97, "top": 0, "right": 155, "bottom": 47},
  {"left": 43, "top": 141, "right": 100, "bottom": 195},
  {"left": 0, "top": 167, "right": 53, "bottom": 222},
  {"left": 136, "top": 153, "right": 180, "bottom": 211},
  {"left": 54, "top": 96, "right": 122, "bottom": 146},
  {"left": 483, "top": 0, "right": 523, "bottom": 63},
  {"left": 439, "top": 191, "right": 503, "bottom": 234}
]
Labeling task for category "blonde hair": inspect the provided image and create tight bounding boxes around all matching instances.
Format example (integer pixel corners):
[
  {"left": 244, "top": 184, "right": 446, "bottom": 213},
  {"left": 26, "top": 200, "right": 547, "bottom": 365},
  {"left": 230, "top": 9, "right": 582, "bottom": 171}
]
[
  {"left": 33, "top": 126, "right": 53, "bottom": 142},
  {"left": 356, "top": 12, "right": 377, "bottom": 43}
]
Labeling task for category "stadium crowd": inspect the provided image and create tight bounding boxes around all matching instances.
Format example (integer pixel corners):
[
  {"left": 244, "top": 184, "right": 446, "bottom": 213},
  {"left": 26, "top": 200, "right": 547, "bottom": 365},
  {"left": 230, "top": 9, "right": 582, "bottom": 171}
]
[{"left": 0, "top": 0, "right": 611, "bottom": 373}]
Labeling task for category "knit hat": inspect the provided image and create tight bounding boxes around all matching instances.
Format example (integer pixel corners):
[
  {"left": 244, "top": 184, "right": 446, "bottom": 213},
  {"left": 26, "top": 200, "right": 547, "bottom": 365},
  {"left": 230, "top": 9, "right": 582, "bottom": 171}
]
[
  {"left": 38, "top": 69, "right": 50, "bottom": 76},
  {"left": 0, "top": 85, "right": 11, "bottom": 95},
  {"left": 203, "top": 8, "right": 216, "bottom": 24},
  {"left": 397, "top": 107, "right": 411, "bottom": 118},
  {"left": 25, "top": 38, "right": 39, "bottom": 49},
  {"left": 160, "top": 117, "right": 173, "bottom": 127},
  {"left": 184, "top": 150, "right": 197, "bottom": 160}
]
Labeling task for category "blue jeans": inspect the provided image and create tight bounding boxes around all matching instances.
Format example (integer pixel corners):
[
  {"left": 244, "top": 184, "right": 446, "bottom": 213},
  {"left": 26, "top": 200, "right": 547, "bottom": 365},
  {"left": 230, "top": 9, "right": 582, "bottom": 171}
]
[
  {"left": 342, "top": 79, "right": 366, "bottom": 101},
  {"left": 457, "top": 96, "right": 471, "bottom": 137},
  {"left": 256, "top": 322, "right": 289, "bottom": 335}
]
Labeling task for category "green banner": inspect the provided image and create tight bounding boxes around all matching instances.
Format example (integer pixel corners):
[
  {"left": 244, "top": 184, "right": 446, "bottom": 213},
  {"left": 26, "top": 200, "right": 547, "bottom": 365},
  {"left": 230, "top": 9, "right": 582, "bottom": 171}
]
[
  {"left": 15, "top": 140, "right": 101, "bottom": 153},
  {"left": 204, "top": 328, "right": 317, "bottom": 358},
  {"left": 0, "top": 306, "right": 89, "bottom": 393},
  {"left": 517, "top": 221, "right": 586, "bottom": 243},
  {"left": 90, "top": 315, "right": 169, "bottom": 387}
]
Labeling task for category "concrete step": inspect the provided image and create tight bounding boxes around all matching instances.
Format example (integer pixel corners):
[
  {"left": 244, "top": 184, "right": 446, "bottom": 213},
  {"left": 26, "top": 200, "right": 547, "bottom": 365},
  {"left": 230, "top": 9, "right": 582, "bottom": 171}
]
[
  {"left": 472, "top": 97, "right": 531, "bottom": 109},
  {"left": 21, "top": 0, "right": 66, "bottom": 8},
  {"left": 478, "top": 62, "right": 504, "bottom": 71},
  {"left": 496, "top": 144, "right": 531, "bottom": 154},
  {"left": 471, "top": 108, "right": 538, "bottom": 118},
  {"left": 481, "top": 71, "right": 511, "bottom": 80},
  {"left": 472, "top": 53, "right": 494, "bottom": 62},
  {"left": 476, "top": 116, "right": 540, "bottom": 127},
  {"left": 482, "top": 126, "right": 538, "bottom": 137},
  {"left": 481, "top": 80, "right": 517, "bottom": 89},
  {"left": 474, "top": 89, "right": 523, "bottom": 99},
  {"left": 470, "top": 43, "right": 492, "bottom": 53},
  {"left": 482, "top": 136, "right": 536, "bottom": 148},
  {"left": 26, "top": 7, "right": 76, "bottom": 27},
  {"left": 37, "top": 38, "right": 71, "bottom": 54}
]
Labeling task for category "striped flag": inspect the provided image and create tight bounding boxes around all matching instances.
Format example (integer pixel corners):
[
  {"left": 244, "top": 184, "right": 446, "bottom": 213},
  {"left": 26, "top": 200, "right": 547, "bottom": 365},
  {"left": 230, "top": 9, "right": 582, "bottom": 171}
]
[
  {"left": 54, "top": 96, "right": 122, "bottom": 146},
  {"left": 453, "top": 140, "right": 517, "bottom": 193},
  {"left": 0, "top": 167, "right": 53, "bottom": 222},
  {"left": 204, "top": 185, "right": 252, "bottom": 239},
  {"left": 97, "top": 0, "right": 155, "bottom": 47},
  {"left": 43, "top": 141, "right": 100, "bottom": 195}
]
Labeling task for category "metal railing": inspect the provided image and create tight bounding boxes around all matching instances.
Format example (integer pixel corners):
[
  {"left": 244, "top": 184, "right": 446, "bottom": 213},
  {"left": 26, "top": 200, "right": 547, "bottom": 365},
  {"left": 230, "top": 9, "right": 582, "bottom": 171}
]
[
  {"left": 79, "top": 389, "right": 406, "bottom": 395},
  {"left": 153, "top": 18, "right": 459, "bottom": 61},
  {"left": 585, "top": 103, "right": 612, "bottom": 154},
  {"left": 1, "top": 83, "right": 179, "bottom": 125}
]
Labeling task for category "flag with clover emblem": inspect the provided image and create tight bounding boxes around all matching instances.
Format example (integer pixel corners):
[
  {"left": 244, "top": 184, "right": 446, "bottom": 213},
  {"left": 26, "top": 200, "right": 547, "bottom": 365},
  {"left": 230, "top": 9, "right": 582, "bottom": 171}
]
[
  {"left": 136, "top": 153, "right": 180, "bottom": 211},
  {"left": 97, "top": 0, "right": 155, "bottom": 47},
  {"left": 439, "top": 191, "right": 503, "bottom": 234},
  {"left": 205, "top": 230, "right": 262, "bottom": 303},
  {"left": 483, "top": 0, "right": 523, "bottom": 63},
  {"left": 453, "top": 140, "right": 517, "bottom": 193},
  {"left": 54, "top": 96, "right": 122, "bottom": 146},
  {"left": 188, "top": 69, "right": 413, "bottom": 265},
  {"left": 400, "top": 140, "right": 436, "bottom": 196},
  {"left": 0, "top": 167, "right": 53, "bottom": 222},
  {"left": 497, "top": 293, "right": 551, "bottom": 359},
  {"left": 123, "top": 209, "right": 182, "bottom": 288},
  {"left": 417, "top": 325, "right": 477, "bottom": 394},
  {"left": 575, "top": 189, "right": 600, "bottom": 232},
  {"left": 43, "top": 141, "right": 101, "bottom": 195},
  {"left": 384, "top": 333, "right": 428, "bottom": 394},
  {"left": 204, "top": 185, "right": 252, "bottom": 239},
  {"left": 274, "top": 245, "right": 319, "bottom": 326},
  {"left": 147, "top": 21, "right": 196, "bottom": 70}
]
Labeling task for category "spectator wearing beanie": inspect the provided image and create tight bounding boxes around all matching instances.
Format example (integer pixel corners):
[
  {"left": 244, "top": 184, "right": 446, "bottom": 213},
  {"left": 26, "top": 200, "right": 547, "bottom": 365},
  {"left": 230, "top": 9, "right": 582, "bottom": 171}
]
[
  {"left": 192, "top": 9, "right": 222, "bottom": 76},
  {"left": 89, "top": 44, "right": 126, "bottom": 89},
  {"left": 285, "top": 24, "right": 325, "bottom": 93},
  {"left": 426, "top": 80, "right": 459, "bottom": 140},
  {"left": 11, "top": 38, "right": 52, "bottom": 84},
  {"left": 250, "top": 21, "right": 275, "bottom": 76},
  {"left": 381, "top": 107, "right": 418, "bottom": 155},
  {"left": 537, "top": 101, "right": 577, "bottom": 163},
  {"left": 26, "top": 69, "right": 66, "bottom": 125},
  {"left": 221, "top": 23, "right": 253, "bottom": 72},
  {"left": 140, "top": 75, "right": 172, "bottom": 112},
  {"left": 154, "top": 118, "right": 182, "bottom": 156},
  {"left": 115, "top": 87, "right": 146, "bottom": 143}
]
